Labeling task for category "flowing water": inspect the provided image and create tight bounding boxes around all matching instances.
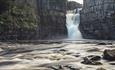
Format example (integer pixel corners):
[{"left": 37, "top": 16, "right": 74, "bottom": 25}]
[{"left": 66, "top": 9, "right": 82, "bottom": 40}]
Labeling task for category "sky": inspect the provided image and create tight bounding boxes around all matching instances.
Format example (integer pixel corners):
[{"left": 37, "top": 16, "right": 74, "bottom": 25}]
[{"left": 68, "top": 0, "right": 83, "bottom": 4}]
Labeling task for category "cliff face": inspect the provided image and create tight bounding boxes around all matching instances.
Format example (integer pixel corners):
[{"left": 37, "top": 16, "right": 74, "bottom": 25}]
[
  {"left": 79, "top": 0, "right": 115, "bottom": 40},
  {"left": 0, "top": 0, "right": 67, "bottom": 40},
  {"left": 37, "top": 0, "right": 67, "bottom": 39}
]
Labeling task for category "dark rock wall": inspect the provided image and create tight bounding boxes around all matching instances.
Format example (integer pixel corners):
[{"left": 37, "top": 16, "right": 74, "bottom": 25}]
[
  {"left": 79, "top": 0, "right": 115, "bottom": 40},
  {"left": 0, "top": 0, "right": 67, "bottom": 40},
  {"left": 36, "top": 0, "right": 67, "bottom": 39}
]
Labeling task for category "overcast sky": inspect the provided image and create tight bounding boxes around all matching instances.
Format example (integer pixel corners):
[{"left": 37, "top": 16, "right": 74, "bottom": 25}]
[{"left": 68, "top": 0, "right": 83, "bottom": 4}]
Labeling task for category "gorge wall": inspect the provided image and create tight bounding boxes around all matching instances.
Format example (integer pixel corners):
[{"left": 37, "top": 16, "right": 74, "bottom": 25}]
[
  {"left": 0, "top": 0, "right": 67, "bottom": 40},
  {"left": 36, "top": 0, "right": 67, "bottom": 39},
  {"left": 79, "top": 0, "right": 115, "bottom": 40}
]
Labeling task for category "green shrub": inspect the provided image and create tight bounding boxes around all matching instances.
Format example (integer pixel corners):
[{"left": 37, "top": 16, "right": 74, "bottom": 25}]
[{"left": 0, "top": 0, "right": 37, "bottom": 31}]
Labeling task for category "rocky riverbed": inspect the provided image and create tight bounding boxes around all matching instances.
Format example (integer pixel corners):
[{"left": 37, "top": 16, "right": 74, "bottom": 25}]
[{"left": 0, "top": 40, "right": 115, "bottom": 70}]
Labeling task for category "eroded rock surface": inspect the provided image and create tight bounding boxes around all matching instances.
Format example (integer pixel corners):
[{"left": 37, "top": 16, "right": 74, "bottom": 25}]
[{"left": 80, "top": 0, "right": 115, "bottom": 40}]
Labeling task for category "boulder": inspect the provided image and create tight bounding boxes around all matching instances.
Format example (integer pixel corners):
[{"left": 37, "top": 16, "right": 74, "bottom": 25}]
[
  {"left": 89, "top": 55, "right": 101, "bottom": 61},
  {"left": 97, "top": 43, "right": 107, "bottom": 45},
  {"left": 109, "top": 62, "right": 115, "bottom": 65},
  {"left": 49, "top": 64, "right": 81, "bottom": 70},
  {"left": 103, "top": 49, "right": 115, "bottom": 61},
  {"left": 97, "top": 42, "right": 112, "bottom": 45},
  {"left": 81, "top": 55, "right": 102, "bottom": 65},
  {"left": 87, "top": 47, "right": 100, "bottom": 52}
]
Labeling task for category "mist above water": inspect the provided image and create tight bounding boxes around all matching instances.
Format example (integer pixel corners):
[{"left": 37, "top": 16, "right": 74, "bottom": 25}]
[{"left": 66, "top": 9, "right": 82, "bottom": 40}]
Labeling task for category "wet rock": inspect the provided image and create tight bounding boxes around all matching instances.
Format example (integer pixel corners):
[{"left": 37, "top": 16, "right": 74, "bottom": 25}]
[
  {"left": 81, "top": 55, "right": 102, "bottom": 65},
  {"left": 59, "top": 49, "right": 67, "bottom": 52},
  {"left": 87, "top": 48, "right": 100, "bottom": 52},
  {"left": 72, "top": 53, "right": 81, "bottom": 57},
  {"left": 103, "top": 49, "right": 115, "bottom": 61},
  {"left": 49, "top": 65, "right": 68, "bottom": 70},
  {"left": 49, "top": 64, "right": 81, "bottom": 70},
  {"left": 49, "top": 65, "right": 60, "bottom": 70},
  {"left": 97, "top": 43, "right": 107, "bottom": 45},
  {"left": 89, "top": 55, "right": 101, "bottom": 61},
  {"left": 96, "top": 67, "right": 106, "bottom": 70},
  {"left": 65, "top": 64, "right": 81, "bottom": 70},
  {"left": 97, "top": 42, "right": 112, "bottom": 45},
  {"left": 109, "top": 62, "right": 115, "bottom": 65}
]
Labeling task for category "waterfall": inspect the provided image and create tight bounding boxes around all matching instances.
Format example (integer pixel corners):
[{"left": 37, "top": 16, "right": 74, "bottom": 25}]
[{"left": 66, "top": 9, "right": 82, "bottom": 40}]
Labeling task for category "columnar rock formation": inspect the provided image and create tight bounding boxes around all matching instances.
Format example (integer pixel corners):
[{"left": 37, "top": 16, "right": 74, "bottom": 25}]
[
  {"left": 37, "top": 0, "right": 67, "bottom": 39},
  {"left": 79, "top": 0, "right": 115, "bottom": 40}
]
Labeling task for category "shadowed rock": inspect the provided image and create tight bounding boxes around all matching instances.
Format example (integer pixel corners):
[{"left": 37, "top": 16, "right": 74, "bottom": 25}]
[
  {"left": 103, "top": 49, "right": 115, "bottom": 61},
  {"left": 81, "top": 55, "right": 102, "bottom": 65},
  {"left": 49, "top": 64, "right": 81, "bottom": 70},
  {"left": 109, "top": 62, "right": 115, "bottom": 65},
  {"left": 87, "top": 48, "right": 100, "bottom": 52}
]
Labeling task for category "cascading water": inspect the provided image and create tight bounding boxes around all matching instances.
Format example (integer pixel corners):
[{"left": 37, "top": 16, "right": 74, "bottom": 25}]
[{"left": 66, "top": 9, "right": 82, "bottom": 40}]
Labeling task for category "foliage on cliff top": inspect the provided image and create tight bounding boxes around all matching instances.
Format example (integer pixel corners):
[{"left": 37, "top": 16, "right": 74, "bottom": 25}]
[
  {"left": 0, "top": 0, "right": 37, "bottom": 31},
  {"left": 67, "top": 1, "right": 82, "bottom": 10}
]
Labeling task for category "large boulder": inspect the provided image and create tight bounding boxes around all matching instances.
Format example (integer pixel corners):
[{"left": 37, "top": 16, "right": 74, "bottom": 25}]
[
  {"left": 81, "top": 55, "right": 102, "bottom": 65},
  {"left": 103, "top": 49, "right": 115, "bottom": 61}
]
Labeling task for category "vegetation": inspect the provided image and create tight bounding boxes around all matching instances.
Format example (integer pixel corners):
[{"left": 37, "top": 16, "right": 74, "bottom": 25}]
[
  {"left": 67, "top": 1, "right": 82, "bottom": 10},
  {"left": 0, "top": 0, "right": 38, "bottom": 40}
]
